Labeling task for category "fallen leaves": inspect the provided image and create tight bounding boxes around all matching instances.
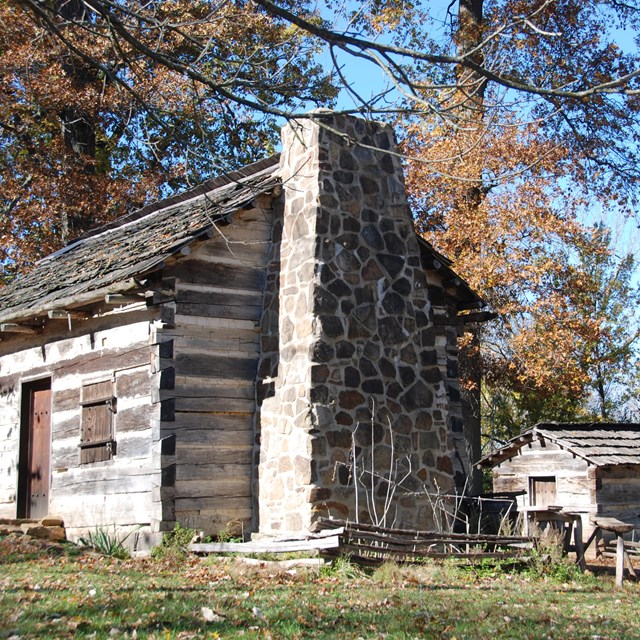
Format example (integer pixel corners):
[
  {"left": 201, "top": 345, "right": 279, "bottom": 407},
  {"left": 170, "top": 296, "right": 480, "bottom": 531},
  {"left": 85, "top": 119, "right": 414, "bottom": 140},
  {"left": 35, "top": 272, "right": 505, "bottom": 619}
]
[{"left": 3, "top": 534, "right": 640, "bottom": 639}]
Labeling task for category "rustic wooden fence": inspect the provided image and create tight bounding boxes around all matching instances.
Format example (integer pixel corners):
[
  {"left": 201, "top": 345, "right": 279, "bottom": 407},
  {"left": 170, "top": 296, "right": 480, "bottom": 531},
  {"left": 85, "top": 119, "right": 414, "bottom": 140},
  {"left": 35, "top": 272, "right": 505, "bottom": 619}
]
[
  {"left": 189, "top": 518, "right": 537, "bottom": 565},
  {"left": 316, "top": 518, "right": 536, "bottom": 564}
]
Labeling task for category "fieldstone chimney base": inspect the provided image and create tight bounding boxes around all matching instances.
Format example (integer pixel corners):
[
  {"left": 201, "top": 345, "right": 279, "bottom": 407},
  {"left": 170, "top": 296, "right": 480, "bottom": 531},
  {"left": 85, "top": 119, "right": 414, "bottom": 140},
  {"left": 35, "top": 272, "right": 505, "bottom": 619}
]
[{"left": 257, "top": 113, "right": 456, "bottom": 534}]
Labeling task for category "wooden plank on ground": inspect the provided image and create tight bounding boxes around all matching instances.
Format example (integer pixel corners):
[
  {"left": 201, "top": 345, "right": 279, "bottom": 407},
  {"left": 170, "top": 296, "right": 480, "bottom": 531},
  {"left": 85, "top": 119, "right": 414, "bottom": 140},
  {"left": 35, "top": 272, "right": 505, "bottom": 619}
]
[{"left": 189, "top": 535, "right": 342, "bottom": 555}]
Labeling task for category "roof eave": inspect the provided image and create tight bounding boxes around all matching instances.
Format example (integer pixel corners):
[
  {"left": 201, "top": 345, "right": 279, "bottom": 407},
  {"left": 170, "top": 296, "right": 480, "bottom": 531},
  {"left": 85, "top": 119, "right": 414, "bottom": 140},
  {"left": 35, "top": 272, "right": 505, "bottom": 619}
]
[
  {"left": 0, "top": 277, "right": 147, "bottom": 327},
  {"left": 476, "top": 425, "right": 615, "bottom": 469},
  {"left": 416, "top": 236, "right": 486, "bottom": 310}
]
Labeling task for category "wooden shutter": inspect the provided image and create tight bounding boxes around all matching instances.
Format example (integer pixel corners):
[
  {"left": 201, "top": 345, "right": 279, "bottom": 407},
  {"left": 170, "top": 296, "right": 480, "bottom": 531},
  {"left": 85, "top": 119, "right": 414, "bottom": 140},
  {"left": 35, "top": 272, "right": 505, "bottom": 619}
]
[{"left": 80, "top": 380, "right": 115, "bottom": 464}]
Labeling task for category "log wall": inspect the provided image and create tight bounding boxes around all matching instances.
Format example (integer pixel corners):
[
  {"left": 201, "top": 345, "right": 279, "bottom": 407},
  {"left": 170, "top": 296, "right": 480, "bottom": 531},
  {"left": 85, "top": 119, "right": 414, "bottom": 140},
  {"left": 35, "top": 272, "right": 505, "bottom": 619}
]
[
  {"left": 423, "top": 267, "right": 468, "bottom": 490},
  {"left": 492, "top": 444, "right": 640, "bottom": 545},
  {"left": 0, "top": 308, "right": 160, "bottom": 549},
  {"left": 156, "top": 202, "right": 275, "bottom": 536},
  {"left": 596, "top": 465, "right": 640, "bottom": 533}
]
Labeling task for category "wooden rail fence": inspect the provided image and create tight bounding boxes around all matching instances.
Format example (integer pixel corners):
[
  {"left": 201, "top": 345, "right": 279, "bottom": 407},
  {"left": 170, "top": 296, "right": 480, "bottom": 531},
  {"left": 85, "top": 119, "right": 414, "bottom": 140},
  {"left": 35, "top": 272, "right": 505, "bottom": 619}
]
[{"left": 189, "top": 518, "right": 537, "bottom": 565}]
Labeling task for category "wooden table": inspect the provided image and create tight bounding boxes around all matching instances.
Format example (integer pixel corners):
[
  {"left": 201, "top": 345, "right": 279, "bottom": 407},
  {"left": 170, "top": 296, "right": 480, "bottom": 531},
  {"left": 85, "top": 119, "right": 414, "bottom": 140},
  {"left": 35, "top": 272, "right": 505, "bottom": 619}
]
[{"left": 520, "top": 507, "right": 586, "bottom": 570}]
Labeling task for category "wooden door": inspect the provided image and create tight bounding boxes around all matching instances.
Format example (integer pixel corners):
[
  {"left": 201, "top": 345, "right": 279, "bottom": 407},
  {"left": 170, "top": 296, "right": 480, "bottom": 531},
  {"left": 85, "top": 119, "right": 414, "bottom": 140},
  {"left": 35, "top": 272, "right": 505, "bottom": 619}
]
[
  {"left": 18, "top": 380, "right": 52, "bottom": 519},
  {"left": 531, "top": 476, "right": 557, "bottom": 508}
]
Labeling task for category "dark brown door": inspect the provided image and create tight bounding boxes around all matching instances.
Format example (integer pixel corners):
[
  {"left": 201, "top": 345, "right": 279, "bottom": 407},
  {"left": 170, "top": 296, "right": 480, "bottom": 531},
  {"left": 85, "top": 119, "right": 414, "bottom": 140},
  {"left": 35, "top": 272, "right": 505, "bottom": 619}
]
[{"left": 18, "top": 380, "right": 52, "bottom": 519}]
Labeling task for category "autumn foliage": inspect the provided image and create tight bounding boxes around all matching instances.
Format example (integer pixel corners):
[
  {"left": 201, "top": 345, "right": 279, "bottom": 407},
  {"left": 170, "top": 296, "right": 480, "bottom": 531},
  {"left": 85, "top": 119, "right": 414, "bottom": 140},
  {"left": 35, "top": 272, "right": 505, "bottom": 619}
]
[
  {"left": 403, "top": 94, "right": 639, "bottom": 429},
  {"left": 396, "top": 0, "right": 640, "bottom": 429},
  {"left": 2, "top": 0, "right": 640, "bottom": 429},
  {"left": 0, "top": 1, "right": 334, "bottom": 277}
]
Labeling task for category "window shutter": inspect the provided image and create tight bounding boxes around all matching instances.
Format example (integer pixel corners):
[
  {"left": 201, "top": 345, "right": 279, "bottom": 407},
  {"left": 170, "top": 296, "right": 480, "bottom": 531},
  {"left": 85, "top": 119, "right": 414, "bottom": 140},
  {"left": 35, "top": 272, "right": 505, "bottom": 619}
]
[{"left": 80, "top": 380, "right": 115, "bottom": 464}]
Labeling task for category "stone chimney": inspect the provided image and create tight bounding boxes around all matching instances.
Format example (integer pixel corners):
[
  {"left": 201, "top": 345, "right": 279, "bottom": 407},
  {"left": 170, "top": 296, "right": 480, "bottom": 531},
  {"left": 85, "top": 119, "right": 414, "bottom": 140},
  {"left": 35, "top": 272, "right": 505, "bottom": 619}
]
[{"left": 256, "top": 112, "right": 456, "bottom": 534}]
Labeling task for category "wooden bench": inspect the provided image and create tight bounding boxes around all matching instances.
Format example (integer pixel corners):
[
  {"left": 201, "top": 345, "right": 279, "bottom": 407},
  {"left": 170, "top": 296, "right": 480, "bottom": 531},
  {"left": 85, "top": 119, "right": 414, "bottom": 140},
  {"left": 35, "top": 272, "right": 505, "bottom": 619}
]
[{"left": 587, "top": 517, "right": 636, "bottom": 587}]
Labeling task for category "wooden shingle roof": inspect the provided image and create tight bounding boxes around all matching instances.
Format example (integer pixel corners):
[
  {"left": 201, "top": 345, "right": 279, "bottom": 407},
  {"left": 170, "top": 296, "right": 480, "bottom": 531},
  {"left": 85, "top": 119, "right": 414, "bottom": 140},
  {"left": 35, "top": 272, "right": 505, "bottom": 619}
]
[
  {"left": 0, "top": 156, "right": 280, "bottom": 325},
  {"left": 0, "top": 151, "right": 487, "bottom": 329},
  {"left": 477, "top": 422, "right": 640, "bottom": 468}
]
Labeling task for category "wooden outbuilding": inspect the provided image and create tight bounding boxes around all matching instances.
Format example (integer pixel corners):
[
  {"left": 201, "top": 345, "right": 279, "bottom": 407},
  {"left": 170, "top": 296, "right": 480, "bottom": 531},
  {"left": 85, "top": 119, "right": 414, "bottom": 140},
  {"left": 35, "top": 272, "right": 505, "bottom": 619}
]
[
  {"left": 0, "top": 113, "right": 486, "bottom": 551},
  {"left": 477, "top": 423, "right": 640, "bottom": 548}
]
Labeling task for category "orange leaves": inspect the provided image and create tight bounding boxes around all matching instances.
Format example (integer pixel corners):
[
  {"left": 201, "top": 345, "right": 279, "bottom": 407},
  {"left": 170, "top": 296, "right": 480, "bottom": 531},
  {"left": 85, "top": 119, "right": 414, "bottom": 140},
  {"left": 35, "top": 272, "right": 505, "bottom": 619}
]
[
  {"left": 401, "top": 88, "right": 638, "bottom": 419},
  {"left": 0, "top": 1, "right": 335, "bottom": 278}
]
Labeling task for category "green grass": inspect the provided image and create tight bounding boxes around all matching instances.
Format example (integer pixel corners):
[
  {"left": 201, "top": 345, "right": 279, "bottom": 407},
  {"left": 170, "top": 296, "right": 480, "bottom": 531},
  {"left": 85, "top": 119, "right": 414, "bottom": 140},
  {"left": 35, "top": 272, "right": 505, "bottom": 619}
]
[{"left": 1, "top": 532, "right": 639, "bottom": 639}]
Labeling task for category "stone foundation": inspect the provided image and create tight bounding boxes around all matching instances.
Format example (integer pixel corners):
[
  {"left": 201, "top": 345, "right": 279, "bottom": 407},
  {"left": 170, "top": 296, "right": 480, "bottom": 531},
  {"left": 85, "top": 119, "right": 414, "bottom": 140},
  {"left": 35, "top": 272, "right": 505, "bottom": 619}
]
[
  {"left": 0, "top": 516, "right": 66, "bottom": 541},
  {"left": 257, "top": 113, "right": 457, "bottom": 534}
]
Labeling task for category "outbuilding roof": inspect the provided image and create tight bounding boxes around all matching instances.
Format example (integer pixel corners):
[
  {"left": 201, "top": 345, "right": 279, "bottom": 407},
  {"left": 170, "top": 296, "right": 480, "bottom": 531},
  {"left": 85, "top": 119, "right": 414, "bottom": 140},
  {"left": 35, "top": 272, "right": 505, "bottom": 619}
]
[{"left": 477, "top": 422, "right": 640, "bottom": 469}]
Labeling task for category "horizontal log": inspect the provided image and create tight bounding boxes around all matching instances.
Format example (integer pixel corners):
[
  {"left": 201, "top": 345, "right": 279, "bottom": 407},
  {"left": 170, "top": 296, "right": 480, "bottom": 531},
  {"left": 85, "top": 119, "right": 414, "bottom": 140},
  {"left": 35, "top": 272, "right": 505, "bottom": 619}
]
[
  {"left": 52, "top": 458, "right": 153, "bottom": 487},
  {"left": 190, "top": 536, "right": 341, "bottom": 554},
  {"left": 495, "top": 449, "right": 589, "bottom": 474},
  {"left": 114, "top": 433, "right": 152, "bottom": 458},
  {"left": 177, "top": 505, "right": 252, "bottom": 519},
  {"left": 600, "top": 465, "right": 640, "bottom": 480},
  {"left": 174, "top": 376, "right": 255, "bottom": 399},
  {"left": 340, "top": 547, "right": 533, "bottom": 562},
  {"left": 174, "top": 512, "right": 252, "bottom": 534},
  {"left": 173, "top": 430, "right": 254, "bottom": 449},
  {"left": 173, "top": 336, "right": 259, "bottom": 357},
  {"left": 341, "top": 537, "right": 524, "bottom": 552},
  {"left": 176, "top": 302, "right": 262, "bottom": 322},
  {"left": 598, "top": 479, "right": 640, "bottom": 504},
  {"left": 175, "top": 496, "right": 253, "bottom": 511},
  {"left": 115, "top": 369, "right": 152, "bottom": 399},
  {"left": 174, "top": 445, "right": 252, "bottom": 465},
  {"left": 317, "top": 518, "right": 535, "bottom": 543},
  {"left": 597, "top": 507, "right": 640, "bottom": 524},
  {"left": 0, "top": 373, "right": 20, "bottom": 395},
  {"left": 116, "top": 404, "right": 153, "bottom": 432},
  {"left": 0, "top": 323, "right": 38, "bottom": 334},
  {"left": 49, "top": 490, "right": 153, "bottom": 528},
  {"left": 175, "top": 478, "right": 251, "bottom": 499},
  {"left": 171, "top": 261, "right": 265, "bottom": 291},
  {"left": 175, "top": 462, "right": 252, "bottom": 482},
  {"left": 342, "top": 539, "right": 533, "bottom": 556},
  {"left": 174, "top": 353, "right": 257, "bottom": 381},
  {"left": 177, "top": 287, "right": 262, "bottom": 309},
  {"left": 192, "top": 222, "right": 272, "bottom": 267},
  {"left": 172, "top": 396, "right": 254, "bottom": 414},
  {"left": 51, "top": 446, "right": 80, "bottom": 470},
  {"left": 54, "top": 343, "right": 151, "bottom": 378},
  {"left": 53, "top": 387, "right": 81, "bottom": 412},
  {"left": 173, "top": 412, "right": 254, "bottom": 432},
  {"left": 52, "top": 473, "right": 153, "bottom": 496},
  {"left": 52, "top": 415, "right": 80, "bottom": 440}
]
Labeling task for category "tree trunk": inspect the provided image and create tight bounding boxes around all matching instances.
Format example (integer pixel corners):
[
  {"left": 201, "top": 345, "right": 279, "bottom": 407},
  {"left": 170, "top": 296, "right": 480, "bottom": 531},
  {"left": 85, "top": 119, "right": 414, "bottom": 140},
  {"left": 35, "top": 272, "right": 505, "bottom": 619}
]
[
  {"left": 56, "top": 0, "right": 97, "bottom": 242},
  {"left": 456, "top": 0, "right": 487, "bottom": 496}
]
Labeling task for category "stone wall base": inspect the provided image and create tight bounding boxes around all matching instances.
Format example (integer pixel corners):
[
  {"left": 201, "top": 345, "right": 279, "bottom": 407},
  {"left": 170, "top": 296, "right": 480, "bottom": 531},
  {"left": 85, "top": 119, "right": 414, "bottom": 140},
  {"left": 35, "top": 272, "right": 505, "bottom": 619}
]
[{"left": 0, "top": 516, "right": 66, "bottom": 541}]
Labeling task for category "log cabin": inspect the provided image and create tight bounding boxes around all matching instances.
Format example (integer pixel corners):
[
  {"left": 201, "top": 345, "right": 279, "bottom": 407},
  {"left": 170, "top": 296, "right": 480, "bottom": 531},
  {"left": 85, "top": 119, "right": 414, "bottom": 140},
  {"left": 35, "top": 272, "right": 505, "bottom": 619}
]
[
  {"left": 477, "top": 422, "right": 640, "bottom": 548},
  {"left": 0, "top": 112, "right": 485, "bottom": 551}
]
